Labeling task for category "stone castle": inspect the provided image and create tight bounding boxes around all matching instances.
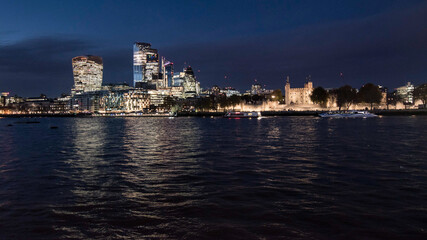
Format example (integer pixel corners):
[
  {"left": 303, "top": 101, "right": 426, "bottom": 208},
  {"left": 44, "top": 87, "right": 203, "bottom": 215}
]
[{"left": 284, "top": 75, "right": 314, "bottom": 105}]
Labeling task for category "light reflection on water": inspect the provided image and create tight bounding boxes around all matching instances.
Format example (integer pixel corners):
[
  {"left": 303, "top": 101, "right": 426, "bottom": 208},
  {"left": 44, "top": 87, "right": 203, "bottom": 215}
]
[{"left": 0, "top": 116, "right": 426, "bottom": 239}]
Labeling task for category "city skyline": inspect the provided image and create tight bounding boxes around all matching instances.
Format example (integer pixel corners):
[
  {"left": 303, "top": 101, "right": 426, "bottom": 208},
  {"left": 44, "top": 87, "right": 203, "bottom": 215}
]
[{"left": 1, "top": 0, "right": 426, "bottom": 97}]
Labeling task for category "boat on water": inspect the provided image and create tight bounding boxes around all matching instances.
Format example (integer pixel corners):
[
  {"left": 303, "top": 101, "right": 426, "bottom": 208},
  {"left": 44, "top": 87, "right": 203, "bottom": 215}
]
[
  {"left": 224, "top": 111, "right": 261, "bottom": 118},
  {"left": 319, "top": 110, "right": 377, "bottom": 118}
]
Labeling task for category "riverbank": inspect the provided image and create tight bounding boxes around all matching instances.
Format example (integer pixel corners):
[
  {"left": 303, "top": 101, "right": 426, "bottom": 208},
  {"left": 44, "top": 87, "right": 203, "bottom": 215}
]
[
  {"left": 179, "top": 109, "right": 427, "bottom": 117},
  {"left": 1, "top": 109, "right": 426, "bottom": 118}
]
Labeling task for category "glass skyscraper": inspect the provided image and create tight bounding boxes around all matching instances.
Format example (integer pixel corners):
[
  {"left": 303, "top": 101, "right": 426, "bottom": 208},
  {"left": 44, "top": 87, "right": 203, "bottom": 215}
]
[
  {"left": 133, "top": 42, "right": 159, "bottom": 87},
  {"left": 72, "top": 55, "right": 103, "bottom": 95},
  {"left": 163, "top": 59, "right": 174, "bottom": 88}
]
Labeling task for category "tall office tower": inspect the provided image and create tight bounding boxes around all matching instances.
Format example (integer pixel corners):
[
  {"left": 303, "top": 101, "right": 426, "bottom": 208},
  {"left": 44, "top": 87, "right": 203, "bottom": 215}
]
[
  {"left": 182, "top": 66, "right": 199, "bottom": 98},
  {"left": 396, "top": 82, "right": 415, "bottom": 104},
  {"left": 133, "top": 42, "right": 159, "bottom": 87},
  {"left": 72, "top": 55, "right": 103, "bottom": 94},
  {"left": 162, "top": 57, "right": 174, "bottom": 88}
]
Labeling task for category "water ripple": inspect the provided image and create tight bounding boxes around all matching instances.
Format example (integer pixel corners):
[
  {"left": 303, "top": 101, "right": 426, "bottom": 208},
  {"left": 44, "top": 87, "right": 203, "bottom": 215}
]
[{"left": 0, "top": 116, "right": 426, "bottom": 239}]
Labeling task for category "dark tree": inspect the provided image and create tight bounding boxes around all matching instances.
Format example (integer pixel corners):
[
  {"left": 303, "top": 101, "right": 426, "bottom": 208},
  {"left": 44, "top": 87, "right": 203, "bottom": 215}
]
[
  {"left": 196, "top": 97, "right": 214, "bottom": 111},
  {"left": 218, "top": 95, "right": 229, "bottom": 109},
  {"left": 251, "top": 94, "right": 262, "bottom": 103},
  {"left": 271, "top": 89, "right": 284, "bottom": 102},
  {"left": 336, "top": 85, "right": 357, "bottom": 110},
  {"left": 162, "top": 96, "right": 176, "bottom": 111},
  {"left": 413, "top": 83, "right": 427, "bottom": 108},
  {"left": 310, "top": 87, "right": 329, "bottom": 108},
  {"left": 358, "top": 83, "right": 383, "bottom": 110},
  {"left": 241, "top": 95, "right": 251, "bottom": 103},
  {"left": 386, "top": 91, "right": 402, "bottom": 110},
  {"left": 228, "top": 95, "right": 241, "bottom": 110}
]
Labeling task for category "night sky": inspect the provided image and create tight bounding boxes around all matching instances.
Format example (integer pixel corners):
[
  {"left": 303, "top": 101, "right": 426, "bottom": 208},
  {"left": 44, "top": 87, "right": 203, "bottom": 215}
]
[{"left": 0, "top": 0, "right": 426, "bottom": 97}]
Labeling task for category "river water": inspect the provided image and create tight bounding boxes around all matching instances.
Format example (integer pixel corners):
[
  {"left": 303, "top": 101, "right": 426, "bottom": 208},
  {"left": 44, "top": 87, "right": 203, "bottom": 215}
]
[{"left": 0, "top": 116, "right": 426, "bottom": 239}]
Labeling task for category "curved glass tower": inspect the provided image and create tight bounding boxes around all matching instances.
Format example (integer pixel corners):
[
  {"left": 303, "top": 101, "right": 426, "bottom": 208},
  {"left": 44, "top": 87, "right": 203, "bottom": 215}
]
[{"left": 72, "top": 55, "right": 103, "bottom": 94}]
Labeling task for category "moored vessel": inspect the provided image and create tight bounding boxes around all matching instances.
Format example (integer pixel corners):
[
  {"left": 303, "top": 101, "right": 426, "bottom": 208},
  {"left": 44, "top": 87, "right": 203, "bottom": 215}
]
[
  {"left": 319, "top": 110, "right": 377, "bottom": 118},
  {"left": 224, "top": 111, "right": 261, "bottom": 118}
]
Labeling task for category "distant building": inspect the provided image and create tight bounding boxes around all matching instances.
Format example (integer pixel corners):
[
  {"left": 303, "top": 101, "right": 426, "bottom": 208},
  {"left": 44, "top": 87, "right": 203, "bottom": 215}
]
[
  {"left": 72, "top": 89, "right": 151, "bottom": 113},
  {"left": 101, "top": 83, "right": 132, "bottom": 92},
  {"left": 378, "top": 85, "right": 388, "bottom": 105},
  {"left": 395, "top": 82, "right": 414, "bottom": 104},
  {"left": 182, "top": 67, "right": 200, "bottom": 98},
  {"left": 71, "top": 55, "right": 103, "bottom": 94},
  {"left": 1, "top": 92, "right": 10, "bottom": 107},
  {"left": 211, "top": 85, "right": 221, "bottom": 95},
  {"left": 133, "top": 42, "right": 160, "bottom": 87},
  {"left": 172, "top": 72, "right": 185, "bottom": 87},
  {"left": 170, "top": 86, "right": 184, "bottom": 99},
  {"left": 250, "top": 83, "right": 273, "bottom": 95},
  {"left": 1, "top": 92, "right": 24, "bottom": 110},
  {"left": 71, "top": 91, "right": 101, "bottom": 112},
  {"left": 100, "top": 89, "right": 150, "bottom": 112},
  {"left": 221, "top": 87, "right": 241, "bottom": 97},
  {"left": 162, "top": 57, "right": 174, "bottom": 88},
  {"left": 171, "top": 67, "right": 200, "bottom": 98},
  {"left": 251, "top": 84, "right": 262, "bottom": 95},
  {"left": 284, "top": 75, "right": 314, "bottom": 105}
]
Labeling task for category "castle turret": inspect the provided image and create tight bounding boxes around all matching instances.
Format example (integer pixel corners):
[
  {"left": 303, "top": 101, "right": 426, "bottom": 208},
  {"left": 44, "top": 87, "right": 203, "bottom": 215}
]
[{"left": 285, "top": 76, "right": 290, "bottom": 105}]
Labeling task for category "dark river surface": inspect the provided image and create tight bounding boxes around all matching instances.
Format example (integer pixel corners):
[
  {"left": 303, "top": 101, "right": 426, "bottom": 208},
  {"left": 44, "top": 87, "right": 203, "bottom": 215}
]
[{"left": 0, "top": 116, "right": 426, "bottom": 239}]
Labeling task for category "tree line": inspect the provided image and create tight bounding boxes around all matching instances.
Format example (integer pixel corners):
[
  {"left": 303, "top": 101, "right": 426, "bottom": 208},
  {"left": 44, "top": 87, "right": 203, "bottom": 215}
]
[
  {"left": 310, "top": 83, "right": 427, "bottom": 110},
  {"left": 161, "top": 83, "right": 426, "bottom": 112},
  {"left": 161, "top": 89, "right": 284, "bottom": 112}
]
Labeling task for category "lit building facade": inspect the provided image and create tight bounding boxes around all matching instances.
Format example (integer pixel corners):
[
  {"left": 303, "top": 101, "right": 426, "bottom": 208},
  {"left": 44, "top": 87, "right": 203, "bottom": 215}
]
[
  {"left": 162, "top": 57, "right": 174, "bottom": 88},
  {"left": 250, "top": 83, "right": 272, "bottom": 95},
  {"left": 71, "top": 89, "right": 151, "bottom": 113},
  {"left": 221, "top": 87, "right": 241, "bottom": 97},
  {"left": 72, "top": 56, "right": 103, "bottom": 94},
  {"left": 181, "top": 67, "right": 200, "bottom": 98},
  {"left": 100, "top": 89, "right": 150, "bottom": 112},
  {"left": 133, "top": 42, "right": 159, "bottom": 87},
  {"left": 284, "top": 75, "right": 314, "bottom": 105},
  {"left": 251, "top": 84, "right": 262, "bottom": 95},
  {"left": 172, "top": 72, "right": 185, "bottom": 87},
  {"left": 396, "top": 82, "right": 414, "bottom": 104}
]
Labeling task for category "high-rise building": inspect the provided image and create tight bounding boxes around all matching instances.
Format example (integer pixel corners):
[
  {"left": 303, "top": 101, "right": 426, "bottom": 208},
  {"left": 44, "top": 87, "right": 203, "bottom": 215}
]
[
  {"left": 172, "top": 72, "right": 185, "bottom": 87},
  {"left": 133, "top": 42, "right": 159, "bottom": 87},
  {"left": 72, "top": 55, "right": 103, "bottom": 94},
  {"left": 170, "top": 66, "right": 200, "bottom": 98},
  {"left": 162, "top": 57, "right": 174, "bottom": 88},
  {"left": 182, "top": 67, "right": 200, "bottom": 98},
  {"left": 251, "top": 84, "right": 263, "bottom": 95},
  {"left": 396, "top": 82, "right": 414, "bottom": 104}
]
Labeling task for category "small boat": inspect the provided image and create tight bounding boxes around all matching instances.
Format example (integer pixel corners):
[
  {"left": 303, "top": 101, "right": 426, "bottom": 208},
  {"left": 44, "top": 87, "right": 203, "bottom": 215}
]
[
  {"left": 224, "top": 111, "right": 261, "bottom": 118},
  {"left": 319, "top": 110, "right": 377, "bottom": 118}
]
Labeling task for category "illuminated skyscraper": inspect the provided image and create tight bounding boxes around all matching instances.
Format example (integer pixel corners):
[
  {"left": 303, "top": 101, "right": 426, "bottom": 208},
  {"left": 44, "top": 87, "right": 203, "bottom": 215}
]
[
  {"left": 396, "top": 82, "right": 415, "bottom": 104},
  {"left": 162, "top": 57, "right": 174, "bottom": 88},
  {"left": 71, "top": 55, "right": 103, "bottom": 94},
  {"left": 133, "top": 42, "right": 159, "bottom": 87}
]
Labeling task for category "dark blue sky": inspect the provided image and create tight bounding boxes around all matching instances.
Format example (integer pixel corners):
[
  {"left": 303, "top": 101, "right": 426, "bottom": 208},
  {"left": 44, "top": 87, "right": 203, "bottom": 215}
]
[{"left": 0, "top": 0, "right": 426, "bottom": 97}]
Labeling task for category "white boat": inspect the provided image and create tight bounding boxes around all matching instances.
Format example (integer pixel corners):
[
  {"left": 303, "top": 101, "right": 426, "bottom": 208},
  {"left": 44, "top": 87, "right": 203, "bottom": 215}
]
[
  {"left": 224, "top": 111, "right": 261, "bottom": 118},
  {"left": 319, "top": 110, "right": 377, "bottom": 118}
]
